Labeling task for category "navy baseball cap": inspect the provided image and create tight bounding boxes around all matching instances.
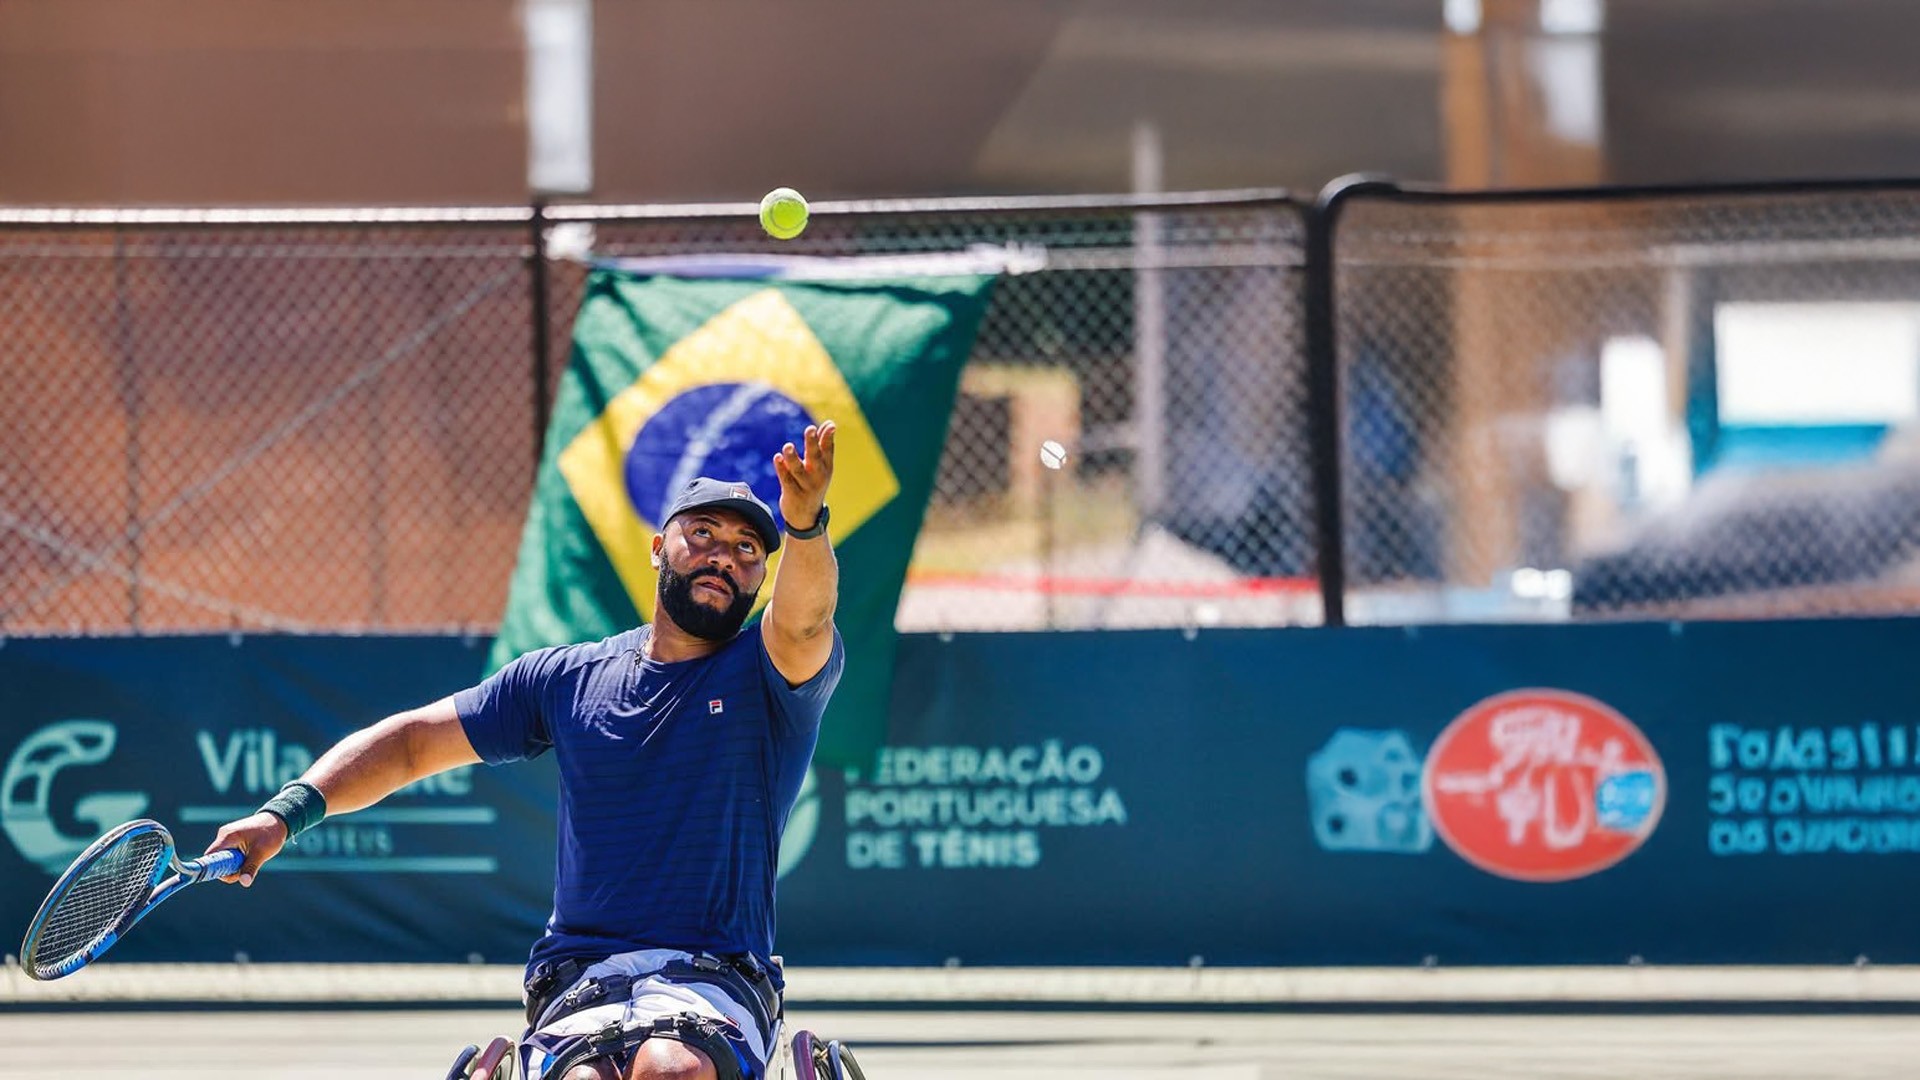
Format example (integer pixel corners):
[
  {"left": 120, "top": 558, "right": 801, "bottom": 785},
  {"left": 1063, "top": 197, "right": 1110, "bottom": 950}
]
[{"left": 662, "top": 477, "right": 781, "bottom": 552}]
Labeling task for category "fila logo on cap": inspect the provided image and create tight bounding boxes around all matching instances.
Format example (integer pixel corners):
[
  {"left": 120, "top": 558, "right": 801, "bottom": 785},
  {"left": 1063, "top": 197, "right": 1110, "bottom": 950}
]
[
  {"left": 709, "top": 699, "right": 725, "bottom": 715},
  {"left": 730, "top": 486, "right": 752, "bottom": 499}
]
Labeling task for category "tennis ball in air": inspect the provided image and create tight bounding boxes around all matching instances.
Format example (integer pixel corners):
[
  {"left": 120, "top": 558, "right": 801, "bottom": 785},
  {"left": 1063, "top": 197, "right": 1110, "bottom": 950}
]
[{"left": 759, "top": 187, "right": 809, "bottom": 240}]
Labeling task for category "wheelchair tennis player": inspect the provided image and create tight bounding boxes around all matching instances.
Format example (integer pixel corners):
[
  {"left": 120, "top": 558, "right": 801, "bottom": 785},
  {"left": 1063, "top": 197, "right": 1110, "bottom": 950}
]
[{"left": 206, "top": 423, "right": 865, "bottom": 1079}]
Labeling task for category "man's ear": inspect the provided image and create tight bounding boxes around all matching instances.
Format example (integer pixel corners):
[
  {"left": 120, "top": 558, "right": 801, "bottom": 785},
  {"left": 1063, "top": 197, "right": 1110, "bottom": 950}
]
[{"left": 650, "top": 532, "right": 664, "bottom": 569}]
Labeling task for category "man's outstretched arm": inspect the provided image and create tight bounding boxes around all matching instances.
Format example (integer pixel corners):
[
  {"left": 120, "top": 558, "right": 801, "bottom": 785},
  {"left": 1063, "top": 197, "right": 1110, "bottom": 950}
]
[
  {"left": 204, "top": 697, "right": 481, "bottom": 884},
  {"left": 765, "top": 421, "right": 839, "bottom": 686}
]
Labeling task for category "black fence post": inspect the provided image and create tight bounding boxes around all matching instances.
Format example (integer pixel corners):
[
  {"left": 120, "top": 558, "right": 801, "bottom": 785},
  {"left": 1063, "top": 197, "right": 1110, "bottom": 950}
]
[
  {"left": 1305, "top": 174, "right": 1399, "bottom": 629},
  {"left": 528, "top": 198, "right": 554, "bottom": 477}
]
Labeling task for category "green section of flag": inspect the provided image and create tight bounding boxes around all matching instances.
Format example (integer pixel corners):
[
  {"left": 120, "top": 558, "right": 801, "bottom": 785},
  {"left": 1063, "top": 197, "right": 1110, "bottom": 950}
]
[{"left": 491, "top": 268, "right": 997, "bottom": 765}]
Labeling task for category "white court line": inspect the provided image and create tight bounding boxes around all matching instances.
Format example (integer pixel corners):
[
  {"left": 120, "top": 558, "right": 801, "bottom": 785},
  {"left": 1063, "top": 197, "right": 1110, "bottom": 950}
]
[
  {"left": 268, "top": 857, "right": 499, "bottom": 873},
  {"left": 8, "top": 964, "right": 1920, "bottom": 1007},
  {"left": 177, "top": 806, "right": 498, "bottom": 825}
]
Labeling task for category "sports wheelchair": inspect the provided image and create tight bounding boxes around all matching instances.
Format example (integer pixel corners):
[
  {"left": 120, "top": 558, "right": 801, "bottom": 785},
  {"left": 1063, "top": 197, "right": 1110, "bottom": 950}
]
[{"left": 445, "top": 1021, "right": 867, "bottom": 1080}]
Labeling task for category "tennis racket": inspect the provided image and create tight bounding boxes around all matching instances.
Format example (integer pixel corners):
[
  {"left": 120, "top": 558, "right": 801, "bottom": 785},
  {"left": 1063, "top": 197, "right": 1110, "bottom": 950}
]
[{"left": 19, "top": 818, "right": 243, "bottom": 981}]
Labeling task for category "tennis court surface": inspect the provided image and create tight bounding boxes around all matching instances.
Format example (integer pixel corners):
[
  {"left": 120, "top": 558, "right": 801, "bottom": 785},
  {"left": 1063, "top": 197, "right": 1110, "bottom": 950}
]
[{"left": 3, "top": 1008, "right": 1916, "bottom": 1078}]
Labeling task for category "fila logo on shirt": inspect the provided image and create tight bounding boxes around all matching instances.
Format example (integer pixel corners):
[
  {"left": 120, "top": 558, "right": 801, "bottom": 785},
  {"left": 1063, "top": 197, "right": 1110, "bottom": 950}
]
[{"left": 708, "top": 699, "right": 725, "bottom": 715}]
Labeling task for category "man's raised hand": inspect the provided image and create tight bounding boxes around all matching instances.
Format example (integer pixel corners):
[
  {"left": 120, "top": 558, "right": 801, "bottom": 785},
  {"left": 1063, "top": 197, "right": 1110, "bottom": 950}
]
[{"left": 774, "top": 421, "right": 835, "bottom": 534}]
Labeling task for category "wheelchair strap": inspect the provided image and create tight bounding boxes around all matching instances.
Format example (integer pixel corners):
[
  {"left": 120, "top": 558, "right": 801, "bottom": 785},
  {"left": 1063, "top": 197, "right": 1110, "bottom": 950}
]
[
  {"left": 523, "top": 957, "right": 593, "bottom": 1029},
  {"left": 657, "top": 954, "right": 780, "bottom": 1036},
  {"left": 521, "top": 952, "right": 781, "bottom": 1080},
  {"left": 538, "top": 1014, "right": 747, "bottom": 1080},
  {"left": 525, "top": 952, "right": 780, "bottom": 1036}
]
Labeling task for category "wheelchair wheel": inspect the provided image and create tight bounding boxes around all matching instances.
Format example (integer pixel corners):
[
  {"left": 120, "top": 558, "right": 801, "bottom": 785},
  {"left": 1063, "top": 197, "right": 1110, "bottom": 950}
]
[
  {"left": 789, "top": 1030, "right": 820, "bottom": 1080},
  {"left": 466, "top": 1037, "right": 517, "bottom": 1080},
  {"left": 825, "top": 1039, "right": 867, "bottom": 1080},
  {"left": 445, "top": 1044, "right": 480, "bottom": 1080}
]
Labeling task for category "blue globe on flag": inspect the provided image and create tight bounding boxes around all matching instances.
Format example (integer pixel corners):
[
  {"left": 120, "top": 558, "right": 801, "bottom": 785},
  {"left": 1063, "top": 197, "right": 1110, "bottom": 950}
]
[{"left": 623, "top": 382, "right": 814, "bottom": 533}]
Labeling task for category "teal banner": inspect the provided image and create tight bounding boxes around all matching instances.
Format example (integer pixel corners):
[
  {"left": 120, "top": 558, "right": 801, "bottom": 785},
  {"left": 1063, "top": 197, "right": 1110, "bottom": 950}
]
[
  {"left": 0, "top": 636, "right": 555, "bottom": 964},
  {"left": 778, "top": 619, "right": 1920, "bottom": 965},
  {"left": 3, "top": 620, "right": 1919, "bottom": 966}
]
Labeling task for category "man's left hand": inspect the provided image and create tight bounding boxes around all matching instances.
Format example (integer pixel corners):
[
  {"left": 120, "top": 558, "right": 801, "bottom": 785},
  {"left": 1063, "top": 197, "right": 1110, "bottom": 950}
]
[{"left": 774, "top": 421, "right": 835, "bottom": 534}]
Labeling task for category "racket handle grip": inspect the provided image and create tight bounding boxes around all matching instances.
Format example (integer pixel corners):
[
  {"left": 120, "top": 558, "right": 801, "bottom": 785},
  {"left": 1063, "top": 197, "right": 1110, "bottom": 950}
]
[{"left": 190, "top": 848, "right": 246, "bottom": 882}]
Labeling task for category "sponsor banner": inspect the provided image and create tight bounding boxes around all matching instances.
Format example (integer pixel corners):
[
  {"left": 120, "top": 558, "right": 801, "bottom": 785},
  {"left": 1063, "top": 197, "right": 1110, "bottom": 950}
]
[
  {"left": 778, "top": 619, "right": 1920, "bottom": 966},
  {"left": 4, "top": 620, "right": 1920, "bottom": 966},
  {"left": 0, "top": 635, "right": 557, "bottom": 964}
]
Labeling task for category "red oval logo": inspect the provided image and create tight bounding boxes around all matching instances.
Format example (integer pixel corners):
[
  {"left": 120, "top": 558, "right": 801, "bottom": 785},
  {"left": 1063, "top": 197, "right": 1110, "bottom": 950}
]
[{"left": 1422, "top": 689, "right": 1666, "bottom": 882}]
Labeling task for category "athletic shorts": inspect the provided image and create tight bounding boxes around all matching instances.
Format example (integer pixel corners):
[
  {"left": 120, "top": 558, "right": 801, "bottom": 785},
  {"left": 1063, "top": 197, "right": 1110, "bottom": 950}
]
[{"left": 518, "top": 948, "right": 773, "bottom": 1079}]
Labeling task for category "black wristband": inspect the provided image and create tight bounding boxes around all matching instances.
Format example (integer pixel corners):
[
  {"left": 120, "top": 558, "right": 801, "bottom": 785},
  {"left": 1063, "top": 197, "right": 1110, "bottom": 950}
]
[
  {"left": 260, "top": 781, "right": 327, "bottom": 841},
  {"left": 786, "top": 504, "right": 830, "bottom": 540}
]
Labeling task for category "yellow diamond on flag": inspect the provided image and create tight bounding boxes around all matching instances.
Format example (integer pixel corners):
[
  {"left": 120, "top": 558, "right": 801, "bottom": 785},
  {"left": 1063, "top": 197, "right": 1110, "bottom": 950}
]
[{"left": 557, "top": 288, "right": 900, "bottom": 621}]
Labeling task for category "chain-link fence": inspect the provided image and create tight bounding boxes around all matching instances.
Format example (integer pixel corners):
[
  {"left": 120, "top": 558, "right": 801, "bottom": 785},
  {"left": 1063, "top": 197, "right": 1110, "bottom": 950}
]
[
  {"left": 0, "top": 195, "right": 1316, "bottom": 635},
  {"left": 0, "top": 217, "right": 536, "bottom": 634},
  {"left": 1333, "top": 183, "right": 1920, "bottom": 622},
  {"left": 17, "top": 181, "right": 1915, "bottom": 637},
  {"left": 554, "top": 198, "right": 1315, "bottom": 631}
]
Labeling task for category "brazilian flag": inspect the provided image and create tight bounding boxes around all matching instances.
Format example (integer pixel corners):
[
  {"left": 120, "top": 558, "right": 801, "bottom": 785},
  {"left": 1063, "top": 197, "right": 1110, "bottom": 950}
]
[{"left": 492, "top": 263, "right": 999, "bottom": 765}]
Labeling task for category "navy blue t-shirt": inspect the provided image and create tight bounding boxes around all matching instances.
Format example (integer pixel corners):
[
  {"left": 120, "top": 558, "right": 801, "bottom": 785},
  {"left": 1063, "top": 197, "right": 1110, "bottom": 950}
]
[{"left": 454, "top": 620, "right": 843, "bottom": 978}]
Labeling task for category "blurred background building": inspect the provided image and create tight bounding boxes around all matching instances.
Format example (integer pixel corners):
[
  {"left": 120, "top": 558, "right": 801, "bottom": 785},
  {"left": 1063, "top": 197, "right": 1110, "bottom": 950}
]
[
  {"left": 9, "top": 0, "right": 1920, "bottom": 206},
  {"left": 11, "top": 0, "right": 1920, "bottom": 634}
]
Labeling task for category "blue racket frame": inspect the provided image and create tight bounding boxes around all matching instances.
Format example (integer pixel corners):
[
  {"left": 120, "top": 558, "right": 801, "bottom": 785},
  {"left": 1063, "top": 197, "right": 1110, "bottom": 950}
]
[{"left": 20, "top": 818, "right": 243, "bottom": 980}]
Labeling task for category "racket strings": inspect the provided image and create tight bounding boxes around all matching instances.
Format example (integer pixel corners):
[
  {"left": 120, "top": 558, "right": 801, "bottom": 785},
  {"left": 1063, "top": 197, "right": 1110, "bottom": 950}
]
[{"left": 32, "top": 831, "right": 169, "bottom": 970}]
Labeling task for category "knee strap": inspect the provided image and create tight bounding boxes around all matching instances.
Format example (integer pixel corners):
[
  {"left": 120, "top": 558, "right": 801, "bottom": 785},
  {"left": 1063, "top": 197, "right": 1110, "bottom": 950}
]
[
  {"left": 539, "top": 1013, "right": 747, "bottom": 1080},
  {"left": 646, "top": 1014, "right": 749, "bottom": 1080}
]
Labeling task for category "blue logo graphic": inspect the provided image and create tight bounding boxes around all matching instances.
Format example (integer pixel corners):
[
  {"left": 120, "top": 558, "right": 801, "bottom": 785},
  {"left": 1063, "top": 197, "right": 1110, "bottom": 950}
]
[
  {"left": 1596, "top": 769, "right": 1659, "bottom": 831},
  {"left": 625, "top": 383, "right": 813, "bottom": 530},
  {"left": 1307, "top": 728, "right": 1433, "bottom": 854},
  {"left": 2, "top": 720, "right": 150, "bottom": 874}
]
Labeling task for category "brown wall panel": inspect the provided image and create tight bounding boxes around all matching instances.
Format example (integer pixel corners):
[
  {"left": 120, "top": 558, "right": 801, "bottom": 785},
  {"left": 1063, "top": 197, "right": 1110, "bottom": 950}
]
[{"left": 0, "top": 0, "right": 526, "bottom": 205}]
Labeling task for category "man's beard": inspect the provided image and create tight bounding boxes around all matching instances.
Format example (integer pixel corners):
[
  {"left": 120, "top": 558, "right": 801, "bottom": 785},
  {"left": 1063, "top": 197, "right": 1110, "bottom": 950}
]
[{"left": 656, "top": 563, "right": 758, "bottom": 641}]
